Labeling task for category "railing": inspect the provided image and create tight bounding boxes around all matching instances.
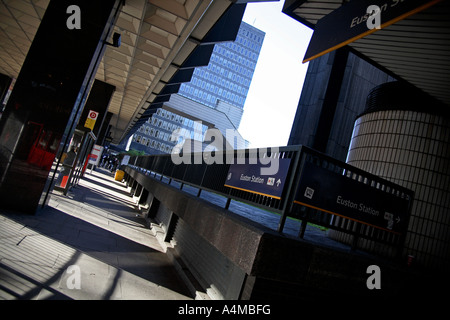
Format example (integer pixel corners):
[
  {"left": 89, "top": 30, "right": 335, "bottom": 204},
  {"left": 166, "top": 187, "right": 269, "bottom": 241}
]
[
  {"left": 290, "top": 149, "right": 413, "bottom": 254},
  {"left": 126, "top": 145, "right": 413, "bottom": 256}
]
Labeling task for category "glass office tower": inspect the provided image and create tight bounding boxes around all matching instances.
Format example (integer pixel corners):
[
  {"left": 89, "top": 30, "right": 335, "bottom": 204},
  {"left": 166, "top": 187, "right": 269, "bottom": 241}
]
[
  {"left": 128, "top": 21, "right": 265, "bottom": 155},
  {"left": 178, "top": 21, "right": 264, "bottom": 109},
  {"left": 130, "top": 108, "right": 209, "bottom": 155}
]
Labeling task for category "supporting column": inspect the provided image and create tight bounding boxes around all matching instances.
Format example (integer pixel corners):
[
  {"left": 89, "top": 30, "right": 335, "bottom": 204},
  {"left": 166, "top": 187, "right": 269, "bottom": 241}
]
[
  {"left": 0, "top": 74, "right": 12, "bottom": 106},
  {"left": 76, "top": 80, "right": 116, "bottom": 139},
  {"left": 0, "top": 0, "right": 123, "bottom": 213}
]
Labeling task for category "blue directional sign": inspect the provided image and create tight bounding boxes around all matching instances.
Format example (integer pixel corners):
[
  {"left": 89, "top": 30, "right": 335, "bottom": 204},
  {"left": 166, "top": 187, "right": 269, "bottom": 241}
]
[
  {"left": 303, "top": 0, "right": 440, "bottom": 62},
  {"left": 294, "top": 161, "right": 411, "bottom": 234},
  {"left": 225, "top": 158, "right": 291, "bottom": 199}
]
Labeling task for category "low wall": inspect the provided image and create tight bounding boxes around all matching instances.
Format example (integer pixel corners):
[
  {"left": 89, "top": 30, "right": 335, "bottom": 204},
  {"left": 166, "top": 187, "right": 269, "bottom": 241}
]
[{"left": 124, "top": 167, "right": 435, "bottom": 301}]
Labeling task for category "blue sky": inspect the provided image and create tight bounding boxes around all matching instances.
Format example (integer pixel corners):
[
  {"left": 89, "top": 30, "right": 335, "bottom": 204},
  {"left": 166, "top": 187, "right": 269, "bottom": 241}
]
[{"left": 238, "top": 0, "right": 313, "bottom": 148}]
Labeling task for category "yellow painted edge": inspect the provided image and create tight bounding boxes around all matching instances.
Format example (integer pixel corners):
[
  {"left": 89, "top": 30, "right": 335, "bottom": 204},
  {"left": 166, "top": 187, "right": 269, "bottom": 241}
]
[
  {"left": 225, "top": 184, "right": 281, "bottom": 200},
  {"left": 303, "top": 0, "right": 443, "bottom": 63},
  {"left": 294, "top": 200, "right": 402, "bottom": 235}
]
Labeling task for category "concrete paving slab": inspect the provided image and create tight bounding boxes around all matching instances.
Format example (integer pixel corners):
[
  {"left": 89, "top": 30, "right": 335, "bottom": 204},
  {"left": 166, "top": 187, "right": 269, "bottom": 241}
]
[{"left": 0, "top": 168, "right": 192, "bottom": 300}]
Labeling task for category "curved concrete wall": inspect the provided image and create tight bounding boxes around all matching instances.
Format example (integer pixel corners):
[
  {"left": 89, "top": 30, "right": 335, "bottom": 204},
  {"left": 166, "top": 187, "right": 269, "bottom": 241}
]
[
  {"left": 329, "top": 110, "right": 450, "bottom": 271},
  {"left": 124, "top": 167, "right": 434, "bottom": 300}
]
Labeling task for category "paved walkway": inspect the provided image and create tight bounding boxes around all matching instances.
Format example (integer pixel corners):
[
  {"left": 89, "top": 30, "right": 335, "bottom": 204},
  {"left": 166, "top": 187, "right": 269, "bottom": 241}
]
[{"left": 0, "top": 168, "right": 192, "bottom": 300}]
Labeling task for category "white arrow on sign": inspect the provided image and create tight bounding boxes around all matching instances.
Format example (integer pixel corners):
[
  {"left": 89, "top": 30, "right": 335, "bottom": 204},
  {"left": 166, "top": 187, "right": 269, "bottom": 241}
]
[{"left": 276, "top": 179, "right": 282, "bottom": 187}]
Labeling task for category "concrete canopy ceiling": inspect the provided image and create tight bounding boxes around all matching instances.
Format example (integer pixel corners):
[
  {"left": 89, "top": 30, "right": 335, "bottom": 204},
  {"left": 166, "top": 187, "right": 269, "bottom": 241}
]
[{"left": 0, "top": 0, "right": 262, "bottom": 144}]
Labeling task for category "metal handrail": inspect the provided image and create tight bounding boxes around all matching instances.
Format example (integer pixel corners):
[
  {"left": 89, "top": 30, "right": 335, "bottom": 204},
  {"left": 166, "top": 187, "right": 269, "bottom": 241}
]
[{"left": 126, "top": 144, "right": 414, "bottom": 257}]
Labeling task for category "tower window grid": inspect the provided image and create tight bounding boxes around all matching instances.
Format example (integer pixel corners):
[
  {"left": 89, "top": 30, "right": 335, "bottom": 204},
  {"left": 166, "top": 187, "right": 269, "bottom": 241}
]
[
  {"left": 178, "top": 22, "right": 264, "bottom": 109},
  {"left": 129, "top": 22, "right": 265, "bottom": 155}
]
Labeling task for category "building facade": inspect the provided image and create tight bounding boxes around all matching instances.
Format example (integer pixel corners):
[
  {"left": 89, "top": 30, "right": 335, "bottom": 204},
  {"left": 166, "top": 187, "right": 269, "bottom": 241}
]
[
  {"left": 178, "top": 21, "right": 265, "bottom": 110},
  {"left": 287, "top": 48, "right": 450, "bottom": 271},
  {"left": 328, "top": 81, "right": 450, "bottom": 271},
  {"left": 128, "top": 21, "right": 265, "bottom": 155},
  {"left": 128, "top": 108, "right": 209, "bottom": 155},
  {"left": 288, "top": 48, "right": 396, "bottom": 162}
]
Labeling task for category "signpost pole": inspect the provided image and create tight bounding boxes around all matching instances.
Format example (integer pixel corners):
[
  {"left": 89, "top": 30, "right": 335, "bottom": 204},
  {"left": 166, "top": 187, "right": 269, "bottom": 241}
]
[
  {"left": 351, "top": 224, "right": 362, "bottom": 251},
  {"left": 225, "top": 197, "right": 231, "bottom": 210},
  {"left": 197, "top": 153, "right": 208, "bottom": 197},
  {"left": 396, "top": 192, "right": 414, "bottom": 261},
  {"left": 298, "top": 209, "right": 308, "bottom": 239},
  {"left": 277, "top": 146, "right": 304, "bottom": 233}
]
